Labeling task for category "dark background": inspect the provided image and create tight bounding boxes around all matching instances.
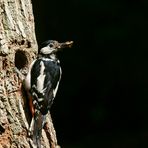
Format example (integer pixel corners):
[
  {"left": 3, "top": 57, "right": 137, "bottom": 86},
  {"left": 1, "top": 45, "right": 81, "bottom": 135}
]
[{"left": 32, "top": 0, "right": 148, "bottom": 147}]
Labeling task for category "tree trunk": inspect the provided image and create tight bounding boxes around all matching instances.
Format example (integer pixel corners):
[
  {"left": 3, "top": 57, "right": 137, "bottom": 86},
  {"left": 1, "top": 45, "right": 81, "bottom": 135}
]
[{"left": 0, "top": 0, "right": 59, "bottom": 147}]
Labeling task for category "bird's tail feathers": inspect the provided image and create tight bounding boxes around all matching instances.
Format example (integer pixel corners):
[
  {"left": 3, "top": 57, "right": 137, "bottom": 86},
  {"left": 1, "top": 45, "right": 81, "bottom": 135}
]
[{"left": 32, "top": 110, "right": 46, "bottom": 148}]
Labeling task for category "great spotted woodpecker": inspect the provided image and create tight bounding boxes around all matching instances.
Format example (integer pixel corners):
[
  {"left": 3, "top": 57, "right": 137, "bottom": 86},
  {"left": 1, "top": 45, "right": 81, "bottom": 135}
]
[{"left": 24, "top": 40, "right": 73, "bottom": 148}]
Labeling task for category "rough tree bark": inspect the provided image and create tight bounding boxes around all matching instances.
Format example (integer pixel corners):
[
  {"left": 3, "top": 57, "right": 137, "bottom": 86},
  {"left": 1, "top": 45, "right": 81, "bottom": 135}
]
[{"left": 0, "top": 0, "right": 59, "bottom": 147}]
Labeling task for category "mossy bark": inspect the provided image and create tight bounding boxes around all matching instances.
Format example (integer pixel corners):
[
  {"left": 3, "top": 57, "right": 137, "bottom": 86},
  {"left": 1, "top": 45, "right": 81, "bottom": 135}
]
[{"left": 0, "top": 0, "right": 59, "bottom": 147}]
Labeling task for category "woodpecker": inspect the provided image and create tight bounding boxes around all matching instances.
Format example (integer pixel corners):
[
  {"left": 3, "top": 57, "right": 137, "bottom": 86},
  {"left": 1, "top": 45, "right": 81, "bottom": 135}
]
[{"left": 24, "top": 40, "right": 73, "bottom": 148}]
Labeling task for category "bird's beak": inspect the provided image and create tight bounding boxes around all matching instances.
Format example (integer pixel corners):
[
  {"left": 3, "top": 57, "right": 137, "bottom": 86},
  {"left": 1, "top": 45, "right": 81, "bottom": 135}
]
[{"left": 57, "top": 41, "right": 73, "bottom": 49}]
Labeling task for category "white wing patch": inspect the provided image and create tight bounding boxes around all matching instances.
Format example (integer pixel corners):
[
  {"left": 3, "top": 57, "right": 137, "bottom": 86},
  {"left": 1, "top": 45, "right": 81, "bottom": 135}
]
[{"left": 37, "top": 61, "right": 46, "bottom": 94}]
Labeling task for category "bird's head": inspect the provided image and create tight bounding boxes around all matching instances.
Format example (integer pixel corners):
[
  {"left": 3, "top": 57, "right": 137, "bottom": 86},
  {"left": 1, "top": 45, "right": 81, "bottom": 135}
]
[{"left": 39, "top": 40, "right": 73, "bottom": 55}]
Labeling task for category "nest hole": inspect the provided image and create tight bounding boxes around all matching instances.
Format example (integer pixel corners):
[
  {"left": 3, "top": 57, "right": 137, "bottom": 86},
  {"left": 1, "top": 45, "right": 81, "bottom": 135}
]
[{"left": 15, "top": 50, "right": 28, "bottom": 70}]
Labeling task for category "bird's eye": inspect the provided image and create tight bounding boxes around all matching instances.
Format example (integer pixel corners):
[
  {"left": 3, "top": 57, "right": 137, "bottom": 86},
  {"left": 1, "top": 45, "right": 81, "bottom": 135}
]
[{"left": 49, "top": 44, "right": 53, "bottom": 48}]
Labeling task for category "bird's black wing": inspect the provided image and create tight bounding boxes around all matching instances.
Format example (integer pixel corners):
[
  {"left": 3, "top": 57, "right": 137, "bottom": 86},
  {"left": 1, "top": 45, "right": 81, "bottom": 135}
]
[{"left": 30, "top": 58, "right": 61, "bottom": 114}]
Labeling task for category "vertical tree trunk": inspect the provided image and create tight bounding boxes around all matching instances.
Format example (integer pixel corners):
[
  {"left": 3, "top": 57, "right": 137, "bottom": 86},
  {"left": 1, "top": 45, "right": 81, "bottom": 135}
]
[{"left": 0, "top": 0, "right": 59, "bottom": 147}]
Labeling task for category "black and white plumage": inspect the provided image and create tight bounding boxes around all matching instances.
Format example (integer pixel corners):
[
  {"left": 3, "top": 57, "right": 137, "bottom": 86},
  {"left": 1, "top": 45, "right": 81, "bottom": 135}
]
[{"left": 24, "top": 40, "right": 73, "bottom": 148}]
